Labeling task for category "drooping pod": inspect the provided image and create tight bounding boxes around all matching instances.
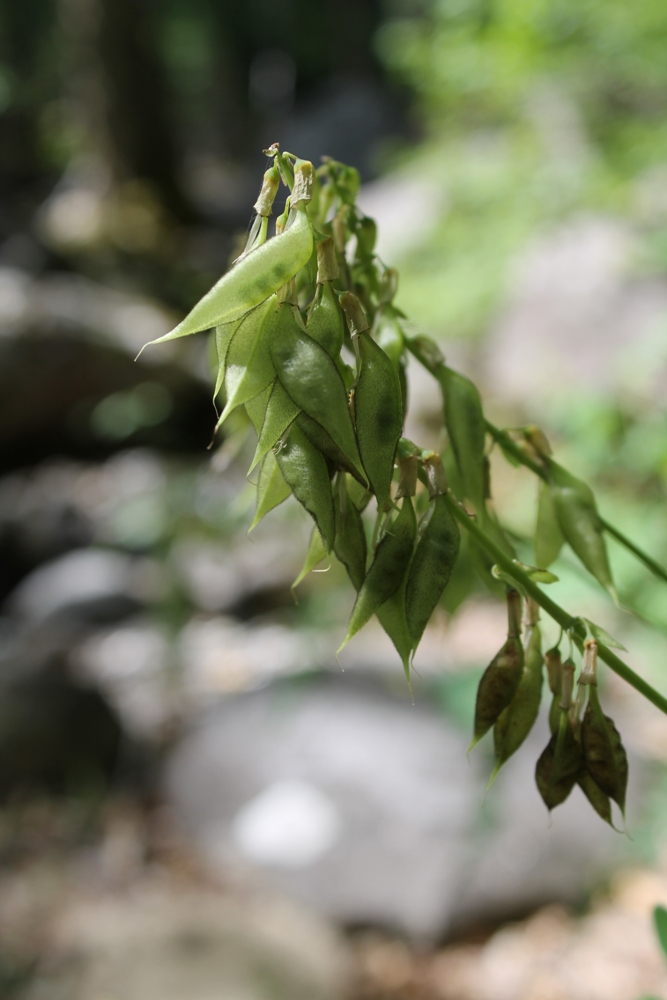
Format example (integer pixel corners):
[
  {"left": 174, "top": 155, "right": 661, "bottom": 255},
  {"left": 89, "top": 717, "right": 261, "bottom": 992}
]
[
  {"left": 546, "top": 460, "right": 616, "bottom": 599},
  {"left": 354, "top": 329, "right": 404, "bottom": 509},
  {"left": 216, "top": 297, "right": 282, "bottom": 429},
  {"left": 275, "top": 423, "right": 335, "bottom": 552},
  {"left": 248, "top": 379, "right": 300, "bottom": 474},
  {"left": 535, "top": 710, "right": 582, "bottom": 810},
  {"left": 438, "top": 366, "right": 487, "bottom": 512},
  {"left": 338, "top": 496, "right": 416, "bottom": 654},
  {"left": 270, "top": 308, "right": 366, "bottom": 486},
  {"left": 581, "top": 684, "right": 628, "bottom": 817},
  {"left": 142, "top": 203, "right": 314, "bottom": 348},
  {"left": 470, "top": 589, "right": 524, "bottom": 749},
  {"left": 404, "top": 488, "right": 460, "bottom": 649},
  {"left": 248, "top": 450, "right": 292, "bottom": 532},
  {"left": 333, "top": 477, "right": 367, "bottom": 591},
  {"left": 489, "top": 620, "right": 543, "bottom": 784}
]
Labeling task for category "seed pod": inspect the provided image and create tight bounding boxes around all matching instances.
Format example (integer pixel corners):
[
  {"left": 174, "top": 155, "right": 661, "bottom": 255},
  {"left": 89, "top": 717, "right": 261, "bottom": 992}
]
[
  {"left": 216, "top": 297, "right": 279, "bottom": 429},
  {"left": 249, "top": 379, "right": 300, "bottom": 473},
  {"left": 490, "top": 623, "right": 544, "bottom": 782},
  {"left": 405, "top": 493, "right": 460, "bottom": 648},
  {"left": 338, "top": 496, "right": 416, "bottom": 653},
  {"left": 581, "top": 685, "right": 628, "bottom": 815},
  {"left": 535, "top": 711, "right": 582, "bottom": 810},
  {"left": 372, "top": 305, "right": 405, "bottom": 369},
  {"left": 307, "top": 279, "right": 345, "bottom": 360},
  {"left": 292, "top": 527, "right": 328, "bottom": 591},
  {"left": 143, "top": 206, "right": 313, "bottom": 347},
  {"left": 535, "top": 480, "right": 564, "bottom": 569},
  {"left": 438, "top": 366, "right": 486, "bottom": 512},
  {"left": 333, "top": 481, "right": 367, "bottom": 591},
  {"left": 547, "top": 461, "right": 615, "bottom": 598},
  {"left": 354, "top": 331, "right": 404, "bottom": 508},
  {"left": 248, "top": 450, "right": 291, "bottom": 532},
  {"left": 297, "top": 412, "right": 367, "bottom": 486},
  {"left": 270, "top": 312, "right": 366, "bottom": 485},
  {"left": 213, "top": 319, "right": 242, "bottom": 400},
  {"left": 377, "top": 579, "right": 414, "bottom": 686},
  {"left": 244, "top": 382, "right": 273, "bottom": 435},
  {"left": 470, "top": 591, "right": 524, "bottom": 748},
  {"left": 576, "top": 768, "right": 615, "bottom": 829},
  {"left": 275, "top": 423, "right": 335, "bottom": 552}
]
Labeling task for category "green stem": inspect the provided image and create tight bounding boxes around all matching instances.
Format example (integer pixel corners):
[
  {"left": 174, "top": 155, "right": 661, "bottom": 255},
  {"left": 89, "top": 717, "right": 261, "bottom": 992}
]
[
  {"left": 443, "top": 492, "right": 667, "bottom": 717},
  {"left": 406, "top": 336, "right": 667, "bottom": 587}
]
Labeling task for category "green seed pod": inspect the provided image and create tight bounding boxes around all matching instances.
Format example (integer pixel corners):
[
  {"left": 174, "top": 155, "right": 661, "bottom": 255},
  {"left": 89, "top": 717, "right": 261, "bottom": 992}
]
[
  {"left": 270, "top": 312, "right": 366, "bottom": 485},
  {"left": 213, "top": 319, "right": 242, "bottom": 400},
  {"left": 354, "top": 331, "right": 404, "bottom": 509},
  {"left": 438, "top": 366, "right": 486, "bottom": 512},
  {"left": 244, "top": 382, "right": 273, "bottom": 435},
  {"left": 547, "top": 461, "right": 615, "bottom": 598},
  {"left": 292, "top": 527, "right": 328, "bottom": 591},
  {"left": 142, "top": 207, "right": 313, "bottom": 347},
  {"left": 490, "top": 623, "right": 544, "bottom": 783},
  {"left": 405, "top": 493, "right": 460, "bottom": 648},
  {"left": 372, "top": 304, "right": 405, "bottom": 370},
  {"left": 338, "top": 496, "right": 416, "bottom": 653},
  {"left": 275, "top": 423, "right": 336, "bottom": 552},
  {"left": 307, "top": 279, "right": 345, "bottom": 360},
  {"left": 248, "top": 450, "right": 291, "bottom": 532},
  {"left": 470, "top": 591, "right": 524, "bottom": 749},
  {"left": 576, "top": 768, "right": 615, "bottom": 829},
  {"left": 535, "top": 480, "right": 564, "bottom": 569},
  {"left": 581, "top": 685, "right": 628, "bottom": 815},
  {"left": 333, "top": 480, "right": 367, "bottom": 591},
  {"left": 535, "top": 711, "right": 582, "bottom": 811},
  {"left": 249, "top": 379, "right": 300, "bottom": 474},
  {"left": 346, "top": 474, "right": 372, "bottom": 513},
  {"left": 377, "top": 579, "right": 414, "bottom": 686},
  {"left": 297, "top": 413, "right": 367, "bottom": 487},
  {"left": 216, "top": 297, "right": 280, "bottom": 429}
]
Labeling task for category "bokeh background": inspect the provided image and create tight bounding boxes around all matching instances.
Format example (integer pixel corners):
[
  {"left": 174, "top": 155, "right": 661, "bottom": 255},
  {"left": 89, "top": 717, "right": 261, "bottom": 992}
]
[{"left": 2, "top": 1, "right": 667, "bottom": 998}]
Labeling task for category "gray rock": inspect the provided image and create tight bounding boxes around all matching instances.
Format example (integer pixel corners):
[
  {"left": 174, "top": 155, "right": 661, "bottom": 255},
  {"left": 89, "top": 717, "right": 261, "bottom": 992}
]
[
  {"left": 9, "top": 548, "right": 161, "bottom": 626},
  {"left": 165, "top": 674, "right": 641, "bottom": 941}
]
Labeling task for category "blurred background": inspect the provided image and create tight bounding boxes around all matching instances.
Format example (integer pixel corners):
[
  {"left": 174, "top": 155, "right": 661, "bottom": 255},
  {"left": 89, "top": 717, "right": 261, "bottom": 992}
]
[{"left": 2, "top": 1, "right": 667, "bottom": 997}]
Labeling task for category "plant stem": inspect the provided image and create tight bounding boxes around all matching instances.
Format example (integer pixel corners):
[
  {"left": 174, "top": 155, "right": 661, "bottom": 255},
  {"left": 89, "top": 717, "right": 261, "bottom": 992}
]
[
  {"left": 443, "top": 492, "right": 667, "bottom": 717},
  {"left": 406, "top": 336, "right": 667, "bottom": 587}
]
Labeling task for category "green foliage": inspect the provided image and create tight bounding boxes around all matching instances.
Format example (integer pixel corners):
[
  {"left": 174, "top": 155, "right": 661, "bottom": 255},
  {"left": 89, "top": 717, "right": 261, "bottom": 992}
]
[{"left": 140, "top": 148, "right": 667, "bottom": 829}]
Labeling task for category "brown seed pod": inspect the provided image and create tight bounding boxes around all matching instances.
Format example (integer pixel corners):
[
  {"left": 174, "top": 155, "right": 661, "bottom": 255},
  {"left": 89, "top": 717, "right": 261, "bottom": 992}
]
[
  {"left": 581, "top": 685, "right": 628, "bottom": 815},
  {"left": 535, "top": 711, "right": 582, "bottom": 811},
  {"left": 470, "top": 635, "right": 523, "bottom": 749},
  {"left": 576, "top": 768, "right": 616, "bottom": 829}
]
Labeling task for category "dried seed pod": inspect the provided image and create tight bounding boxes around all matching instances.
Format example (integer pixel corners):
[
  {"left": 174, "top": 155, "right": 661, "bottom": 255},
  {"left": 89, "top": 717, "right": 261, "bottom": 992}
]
[
  {"left": 490, "top": 623, "right": 543, "bottom": 782},
  {"left": 581, "top": 685, "right": 628, "bottom": 816},
  {"left": 535, "top": 711, "right": 582, "bottom": 811},
  {"left": 470, "top": 591, "right": 524, "bottom": 749},
  {"left": 576, "top": 768, "right": 615, "bottom": 829}
]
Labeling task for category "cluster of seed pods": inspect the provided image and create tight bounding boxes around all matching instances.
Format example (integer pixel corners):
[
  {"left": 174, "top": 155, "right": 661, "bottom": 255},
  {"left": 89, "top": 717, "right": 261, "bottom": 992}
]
[
  {"left": 470, "top": 590, "right": 628, "bottom": 828},
  {"left": 140, "top": 147, "right": 632, "bottom": 821}
]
